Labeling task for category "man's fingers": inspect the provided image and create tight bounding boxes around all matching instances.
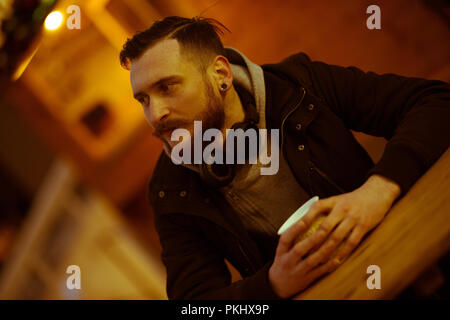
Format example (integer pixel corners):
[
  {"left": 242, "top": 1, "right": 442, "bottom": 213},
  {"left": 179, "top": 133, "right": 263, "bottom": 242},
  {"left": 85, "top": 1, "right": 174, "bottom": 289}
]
[
  {"left": 315, "top": 217, "right": 355, "bottom": 264},
  {"left": 324, "top": 256, "right": 343, "bottom": 274},
  {"left": 285, "top": 232, "right": 320, "bottom": 266},
  {"left": 297, "top": 217, "right": 358, "bottom": 274},
  {"left": 293, "top": 256, "right": 340, "bottom": 292},
  {"left": 306, "top": 202, "right": 347, "bottom": 254},
  {"left": 335, "top": 225, "right": 367, "bottom": 262},
  {"left": 296, "top": 218, "right": 352, "bottom": 273},
  {"left": 300, "top": 197, "right": 337, "bottom": 229},
  {"left": 276, "top": 220, "right": 308, "bottom": 256}
]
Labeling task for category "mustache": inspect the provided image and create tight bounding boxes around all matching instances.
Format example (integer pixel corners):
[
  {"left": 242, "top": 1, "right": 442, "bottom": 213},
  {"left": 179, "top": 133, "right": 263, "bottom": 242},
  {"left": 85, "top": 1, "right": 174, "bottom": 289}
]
[{"left": 152, "top": 119, "right": 190, "bottom": 138}]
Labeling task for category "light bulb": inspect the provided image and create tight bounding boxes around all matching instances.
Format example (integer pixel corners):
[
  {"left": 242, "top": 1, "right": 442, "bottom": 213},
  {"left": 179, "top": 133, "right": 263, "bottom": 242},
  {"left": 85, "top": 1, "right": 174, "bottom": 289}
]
[{"left": 44, "top": 11, "right": 63, "bottom": 30}]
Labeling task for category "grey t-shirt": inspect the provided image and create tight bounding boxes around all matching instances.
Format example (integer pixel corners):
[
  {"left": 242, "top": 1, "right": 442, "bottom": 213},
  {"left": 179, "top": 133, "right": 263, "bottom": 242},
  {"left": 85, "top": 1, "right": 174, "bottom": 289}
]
[{"left": 219, "top": 136, "right": 311, "bottom": 261}]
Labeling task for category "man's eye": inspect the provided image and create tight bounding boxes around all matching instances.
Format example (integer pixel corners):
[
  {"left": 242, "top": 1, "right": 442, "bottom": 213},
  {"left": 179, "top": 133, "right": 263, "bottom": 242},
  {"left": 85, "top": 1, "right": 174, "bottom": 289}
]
[
  {"left": 161, "top": 83, "right": 176, "bottom": 93},
  {"left": 138, "top": 96, "right": 149, "bottom": 106}
]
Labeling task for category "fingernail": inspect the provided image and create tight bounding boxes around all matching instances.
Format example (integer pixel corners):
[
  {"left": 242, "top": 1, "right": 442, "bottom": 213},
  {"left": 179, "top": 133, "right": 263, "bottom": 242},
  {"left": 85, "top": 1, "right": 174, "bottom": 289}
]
[
  {"left": 333, "top": 258, "right": 341, "bottom": 265},
  {"left": 298, "top": 221, "right": 305, "bottom": 228}
]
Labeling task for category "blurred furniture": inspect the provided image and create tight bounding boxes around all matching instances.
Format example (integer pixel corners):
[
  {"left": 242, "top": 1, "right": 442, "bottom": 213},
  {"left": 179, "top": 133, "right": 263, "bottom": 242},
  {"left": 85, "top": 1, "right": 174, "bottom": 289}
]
[
  {"left": 0, "top": 159, "right": 167, "bottom": 299},
  {"left": 295, "top": 148, "right": 450, "bottom": 299},
  {"left": 3, "top": 0, "right": 164, "bottom": 207}
]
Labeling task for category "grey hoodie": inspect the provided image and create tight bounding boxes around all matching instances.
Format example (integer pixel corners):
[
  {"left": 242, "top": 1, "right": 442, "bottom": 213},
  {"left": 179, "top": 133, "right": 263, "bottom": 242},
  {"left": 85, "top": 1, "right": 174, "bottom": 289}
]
[{"left": 216, "top": 48, "right": 312, "bottom": 262}]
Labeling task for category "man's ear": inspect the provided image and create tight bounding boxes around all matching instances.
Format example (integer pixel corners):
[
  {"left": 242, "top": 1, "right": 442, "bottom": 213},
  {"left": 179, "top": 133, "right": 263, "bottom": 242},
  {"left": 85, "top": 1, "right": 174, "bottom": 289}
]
[{"left": 210, "top": 55, "right": 233, "bottom": 88}]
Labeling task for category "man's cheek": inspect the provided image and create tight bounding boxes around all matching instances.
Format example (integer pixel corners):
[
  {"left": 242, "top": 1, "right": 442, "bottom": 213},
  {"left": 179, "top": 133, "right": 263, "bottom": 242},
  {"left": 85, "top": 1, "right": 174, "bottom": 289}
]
[{"left": 143, "top": 110, "right": 152, "bottom": 126}]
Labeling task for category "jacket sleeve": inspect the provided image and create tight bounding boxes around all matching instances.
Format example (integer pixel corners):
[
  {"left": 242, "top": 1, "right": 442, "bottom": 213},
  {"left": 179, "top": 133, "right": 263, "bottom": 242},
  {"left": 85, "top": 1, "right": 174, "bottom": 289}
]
[
  {"left": 282, "top": 53, "right": 450, "bottom": 194},
  {"left": 154, "top": 212, "right": 282, "bottom": 300}
]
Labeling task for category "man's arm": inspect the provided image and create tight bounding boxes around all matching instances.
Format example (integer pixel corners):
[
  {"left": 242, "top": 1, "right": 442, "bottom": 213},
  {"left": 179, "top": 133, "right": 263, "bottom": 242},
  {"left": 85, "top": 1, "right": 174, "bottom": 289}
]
[
  {"left": 154, "top": 212, "right": 282, "bottom": 299},
  {"left": 282, "top": 52, "right": 450, "bottom": 194},
  {"left": 266, "top": 54, "right": 449, "bottom": 298}
]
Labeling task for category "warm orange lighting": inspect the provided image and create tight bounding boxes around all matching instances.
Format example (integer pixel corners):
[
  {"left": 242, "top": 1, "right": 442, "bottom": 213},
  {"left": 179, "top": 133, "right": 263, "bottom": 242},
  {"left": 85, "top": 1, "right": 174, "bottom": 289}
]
[
  {"left": 11, "top": 45, "right": 39, "bottom": 81},
  {"left": 44, "top": 11, "right": 63, "bottom": 30}
]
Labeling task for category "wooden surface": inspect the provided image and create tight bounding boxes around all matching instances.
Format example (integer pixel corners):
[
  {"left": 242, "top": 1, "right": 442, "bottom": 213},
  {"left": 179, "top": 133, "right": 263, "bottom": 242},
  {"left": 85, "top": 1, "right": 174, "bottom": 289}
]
[{"left": 295, "top": 148, "right": 450, "bottom": 299}]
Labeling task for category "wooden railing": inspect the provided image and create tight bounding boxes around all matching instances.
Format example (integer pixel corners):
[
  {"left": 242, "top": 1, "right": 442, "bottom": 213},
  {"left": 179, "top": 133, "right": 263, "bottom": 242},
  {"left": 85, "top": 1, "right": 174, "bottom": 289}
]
[{"left": 295, "top": 148, "right": 450, "bottom": 299}]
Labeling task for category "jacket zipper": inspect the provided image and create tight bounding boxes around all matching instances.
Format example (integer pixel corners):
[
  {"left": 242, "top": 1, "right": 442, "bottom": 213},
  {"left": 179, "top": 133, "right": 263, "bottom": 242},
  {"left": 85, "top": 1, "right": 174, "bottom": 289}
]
[
  {"left": 309, "top": 161, "right": 346, "bottom": 194},
  {"left": 280, "top": 87, "right": 306, "bottom": 153},
  {"left": 278, "top": 87, "right": 345, "bottom": 194}
]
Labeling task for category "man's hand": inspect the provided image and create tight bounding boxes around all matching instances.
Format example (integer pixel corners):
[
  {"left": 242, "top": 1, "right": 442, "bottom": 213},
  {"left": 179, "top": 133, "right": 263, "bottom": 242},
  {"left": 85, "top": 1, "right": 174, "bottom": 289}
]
[
  {"left": 269, "top": 174, "right": 401, "bottom": 298},
  {"left": 269, "top": 218, "right": 341, "bottom": 298}
]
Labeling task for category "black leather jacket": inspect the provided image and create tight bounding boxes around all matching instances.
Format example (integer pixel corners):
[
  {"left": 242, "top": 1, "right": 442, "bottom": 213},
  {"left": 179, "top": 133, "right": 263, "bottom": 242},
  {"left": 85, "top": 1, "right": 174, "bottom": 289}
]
[{"left": 148, "top": 50, "right": 450, "bottom": 299}]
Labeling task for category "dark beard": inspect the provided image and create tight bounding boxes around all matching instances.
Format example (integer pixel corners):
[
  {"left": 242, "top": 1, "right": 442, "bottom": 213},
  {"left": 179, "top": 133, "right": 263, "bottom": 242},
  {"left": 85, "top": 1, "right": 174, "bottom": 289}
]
[
  {"left": 162, "top": 76, "right": 225, "bottom": 162},
  {"left": 188, "top": 77, "right": 225, "bottom": 163},
  {"left": 200, "top": 74, "right": 225, "bottom": 132}
]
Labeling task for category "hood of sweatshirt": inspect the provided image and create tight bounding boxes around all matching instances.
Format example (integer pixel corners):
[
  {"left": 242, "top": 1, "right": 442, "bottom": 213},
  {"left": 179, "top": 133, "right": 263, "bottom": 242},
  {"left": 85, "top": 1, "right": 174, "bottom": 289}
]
[{"left": 224, "top": 46, "right": 266, "bottom": 130}]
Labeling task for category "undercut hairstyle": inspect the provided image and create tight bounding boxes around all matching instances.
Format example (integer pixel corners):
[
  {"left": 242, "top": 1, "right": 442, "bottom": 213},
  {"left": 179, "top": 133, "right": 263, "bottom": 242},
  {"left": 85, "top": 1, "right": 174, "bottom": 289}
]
[{"left": 119, "top": 16, "right": 230, "bottom": 72}]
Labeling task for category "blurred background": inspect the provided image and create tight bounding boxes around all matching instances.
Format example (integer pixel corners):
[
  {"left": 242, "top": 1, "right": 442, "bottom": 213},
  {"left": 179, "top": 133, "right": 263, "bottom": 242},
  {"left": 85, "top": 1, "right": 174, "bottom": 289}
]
[{"left": 0, "top": 0, "right": 448, "bottom": 299}]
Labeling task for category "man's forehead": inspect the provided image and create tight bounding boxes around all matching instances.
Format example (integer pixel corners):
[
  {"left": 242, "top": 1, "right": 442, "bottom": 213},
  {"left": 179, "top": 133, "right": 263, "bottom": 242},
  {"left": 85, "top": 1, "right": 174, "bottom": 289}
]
[
  {"left": 132, "top": 38, "right": 181, "bottom": 70},
  {"left": 130, "top": 39, "right": 183, "bottom": 90}
]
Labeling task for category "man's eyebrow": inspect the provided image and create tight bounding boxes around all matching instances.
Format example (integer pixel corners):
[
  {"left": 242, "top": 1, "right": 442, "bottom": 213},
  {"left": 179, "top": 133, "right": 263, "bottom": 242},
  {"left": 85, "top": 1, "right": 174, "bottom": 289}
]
[{"left": 133, "top": 75, "right": 181, "bottom": 99}]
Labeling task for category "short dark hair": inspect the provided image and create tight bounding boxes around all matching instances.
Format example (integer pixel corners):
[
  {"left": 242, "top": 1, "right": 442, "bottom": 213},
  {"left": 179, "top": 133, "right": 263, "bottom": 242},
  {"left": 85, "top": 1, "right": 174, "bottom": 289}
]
[{"left": 119, "top": 16, "right": 229, "bottom": 71}]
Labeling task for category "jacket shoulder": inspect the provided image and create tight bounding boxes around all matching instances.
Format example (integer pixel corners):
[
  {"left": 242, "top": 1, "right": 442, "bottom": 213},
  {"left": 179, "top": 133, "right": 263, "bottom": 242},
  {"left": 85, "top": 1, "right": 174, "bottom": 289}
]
[{"left": 262, "top": 51, "right": 314, "bottom": 87}]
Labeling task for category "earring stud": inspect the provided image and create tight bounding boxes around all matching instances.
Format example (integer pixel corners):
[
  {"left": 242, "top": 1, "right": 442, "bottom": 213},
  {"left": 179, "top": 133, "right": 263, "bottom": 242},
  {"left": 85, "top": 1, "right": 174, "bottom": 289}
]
[{"left": 220, "top": 83, "right": 228, "bottom": 91}]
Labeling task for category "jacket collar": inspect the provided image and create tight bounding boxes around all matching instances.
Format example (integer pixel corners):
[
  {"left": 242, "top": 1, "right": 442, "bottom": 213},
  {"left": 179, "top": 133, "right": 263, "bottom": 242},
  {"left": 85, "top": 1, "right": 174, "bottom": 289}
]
[{"left": 262, "top": 67, "right": 307, "bottom": 131}]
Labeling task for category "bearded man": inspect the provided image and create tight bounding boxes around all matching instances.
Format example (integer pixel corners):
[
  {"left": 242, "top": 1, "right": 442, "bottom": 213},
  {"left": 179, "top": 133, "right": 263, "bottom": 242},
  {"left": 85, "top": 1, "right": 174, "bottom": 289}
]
[{"left": 119, "top": 16, "right": 449, "bottom": 299}]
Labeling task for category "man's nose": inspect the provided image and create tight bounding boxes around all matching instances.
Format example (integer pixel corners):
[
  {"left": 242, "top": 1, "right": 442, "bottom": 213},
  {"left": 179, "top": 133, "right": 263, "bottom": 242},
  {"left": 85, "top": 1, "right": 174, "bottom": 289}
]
[{"left": 149, "top": 100, "right": 170, "bottom": 126}]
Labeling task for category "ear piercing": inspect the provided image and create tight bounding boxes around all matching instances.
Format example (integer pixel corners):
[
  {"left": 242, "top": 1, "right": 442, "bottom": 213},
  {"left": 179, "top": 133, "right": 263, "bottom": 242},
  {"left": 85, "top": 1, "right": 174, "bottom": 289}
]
[{"left": 220, "top": 83, "right": 228, "bottom": 91}]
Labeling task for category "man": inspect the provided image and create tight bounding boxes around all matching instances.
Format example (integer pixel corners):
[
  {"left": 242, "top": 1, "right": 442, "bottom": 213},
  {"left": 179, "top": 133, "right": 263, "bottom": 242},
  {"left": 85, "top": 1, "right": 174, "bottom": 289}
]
[{"left": 119, "top": 16, "right": 449, "bottom": 299}]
